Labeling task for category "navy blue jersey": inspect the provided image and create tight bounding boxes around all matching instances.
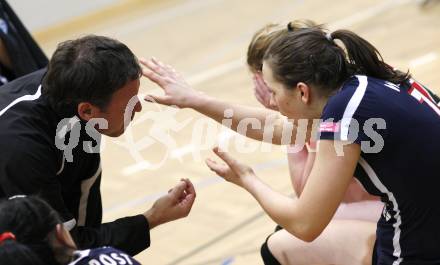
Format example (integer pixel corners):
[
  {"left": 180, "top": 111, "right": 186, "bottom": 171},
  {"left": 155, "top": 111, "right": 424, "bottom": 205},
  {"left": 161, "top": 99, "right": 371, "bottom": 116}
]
[
  {"left": 69, "top": 247, "right": 141, "bottom": 265},
  {"left": 319, "top": 75, "right": 440, "bottom": 265}
]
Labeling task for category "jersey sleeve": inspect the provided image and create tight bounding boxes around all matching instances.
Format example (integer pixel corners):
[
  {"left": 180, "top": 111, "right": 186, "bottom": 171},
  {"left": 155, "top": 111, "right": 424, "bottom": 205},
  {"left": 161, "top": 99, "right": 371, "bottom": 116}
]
[{"left": 318, "top": 76, "right": 388, "bottom": 148}]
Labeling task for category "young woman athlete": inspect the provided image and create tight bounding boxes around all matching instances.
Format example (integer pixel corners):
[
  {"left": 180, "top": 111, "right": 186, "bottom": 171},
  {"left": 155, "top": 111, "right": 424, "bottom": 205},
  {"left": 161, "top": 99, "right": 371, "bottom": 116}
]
[
  {"left": 247, "top": 20, "right": 383, "bottom": 265},
  {"left": 141, "top": 24, "right": 440, "bottom": 265}
]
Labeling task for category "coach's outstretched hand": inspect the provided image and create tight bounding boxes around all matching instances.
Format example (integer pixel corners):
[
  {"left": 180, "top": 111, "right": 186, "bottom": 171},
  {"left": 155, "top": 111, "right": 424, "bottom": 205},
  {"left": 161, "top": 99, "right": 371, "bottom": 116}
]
[
  {"left": 141, "top": 57, "right": 203, "bottom": 108},
  {"left": 205, "top": 147, "right": 257, "bottom": 189},
  {"left": 144, "top": 178, "right": 196, "bottom": 229}
]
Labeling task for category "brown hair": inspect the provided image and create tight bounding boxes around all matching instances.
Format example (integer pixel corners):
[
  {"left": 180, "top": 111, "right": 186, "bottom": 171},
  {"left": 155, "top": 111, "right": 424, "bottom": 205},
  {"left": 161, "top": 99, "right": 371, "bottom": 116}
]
[
  {"left": 246, "top": 20, "right": 319, "bottom": 73},
  {"left": 264, "top": 27, "right": 410, "bottom": 96}
]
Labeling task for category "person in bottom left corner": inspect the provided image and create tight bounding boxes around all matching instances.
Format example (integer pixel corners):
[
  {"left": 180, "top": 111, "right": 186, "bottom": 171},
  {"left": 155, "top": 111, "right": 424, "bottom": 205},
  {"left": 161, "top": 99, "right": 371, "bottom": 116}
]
[{"left": 0, "top": 187, "right": 192, "bottom": 265}]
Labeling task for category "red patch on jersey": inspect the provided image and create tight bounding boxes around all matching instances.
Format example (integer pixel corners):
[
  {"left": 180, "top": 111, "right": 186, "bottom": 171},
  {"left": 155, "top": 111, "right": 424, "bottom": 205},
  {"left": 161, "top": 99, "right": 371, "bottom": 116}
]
[{"left": 319, "top": 122, "right": 340, "bottom": 133}]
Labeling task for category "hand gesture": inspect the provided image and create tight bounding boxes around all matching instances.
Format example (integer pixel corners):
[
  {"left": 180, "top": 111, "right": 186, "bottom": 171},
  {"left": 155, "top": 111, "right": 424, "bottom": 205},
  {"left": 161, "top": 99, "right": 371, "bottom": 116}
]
[
  {"left": 205, "top": 147, "right": 256, "bottom": 189},
  {"left": 145, "top": 178, "right": 196, "bottom": 228},
  {"left": 141, "top": 58, "right": 202, "bottom": 108}
]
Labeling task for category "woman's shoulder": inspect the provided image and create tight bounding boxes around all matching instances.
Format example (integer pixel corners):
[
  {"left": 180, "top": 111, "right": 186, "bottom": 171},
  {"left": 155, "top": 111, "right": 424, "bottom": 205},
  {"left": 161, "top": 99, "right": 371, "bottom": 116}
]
[
  {"left": 69, "top": 247, "right": 141, "bottom": 265},
  {"left": 340, "top": 75, "right": 399, "bottom": 92},
  {"left": 320, "top": 75, "right": 392, "bottom": 128},
  {"left": 324, "top": 75, "right": 393, "bottom": 116}
]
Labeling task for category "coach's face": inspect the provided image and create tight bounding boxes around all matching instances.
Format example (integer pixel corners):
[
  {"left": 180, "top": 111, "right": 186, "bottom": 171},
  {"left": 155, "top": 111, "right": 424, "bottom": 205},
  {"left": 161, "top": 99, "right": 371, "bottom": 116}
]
[
  {"left": 78, "top": 78, "right": 142, "bottom": 137},
  {"left": 102, "top": 78, "right": 142, "bottom": 137}
]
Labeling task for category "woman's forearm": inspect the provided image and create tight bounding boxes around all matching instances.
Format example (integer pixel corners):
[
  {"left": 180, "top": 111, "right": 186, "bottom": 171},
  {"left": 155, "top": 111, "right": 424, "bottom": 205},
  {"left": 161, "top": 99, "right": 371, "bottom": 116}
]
[
  {"left": 191, "top": 94, "right": 294, "bottom": 145},
  {"left": 141, "top": 58, "right": 298, "bottom": 144},
  {"left": 243, "top": 177, "right": 317, "bottom": 241}
]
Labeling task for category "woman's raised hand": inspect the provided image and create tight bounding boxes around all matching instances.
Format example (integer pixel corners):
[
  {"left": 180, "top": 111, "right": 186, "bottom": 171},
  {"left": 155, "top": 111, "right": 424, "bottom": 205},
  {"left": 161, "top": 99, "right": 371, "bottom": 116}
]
[{"left": 141, "top": 57, "right": 203, "bottom": 108}]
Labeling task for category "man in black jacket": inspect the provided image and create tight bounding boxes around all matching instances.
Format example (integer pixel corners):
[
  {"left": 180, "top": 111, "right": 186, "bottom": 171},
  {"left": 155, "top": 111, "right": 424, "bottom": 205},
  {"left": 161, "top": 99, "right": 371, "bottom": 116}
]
[{"left": 0, "top": 35, "right": 196, "bottom": 256}]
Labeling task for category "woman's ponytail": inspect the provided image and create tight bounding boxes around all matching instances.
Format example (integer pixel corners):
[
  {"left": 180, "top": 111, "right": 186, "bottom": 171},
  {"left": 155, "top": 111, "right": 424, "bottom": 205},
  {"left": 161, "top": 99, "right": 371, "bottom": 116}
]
[{"left": 331, "top": 29, "right": 410, "bottom": 84}]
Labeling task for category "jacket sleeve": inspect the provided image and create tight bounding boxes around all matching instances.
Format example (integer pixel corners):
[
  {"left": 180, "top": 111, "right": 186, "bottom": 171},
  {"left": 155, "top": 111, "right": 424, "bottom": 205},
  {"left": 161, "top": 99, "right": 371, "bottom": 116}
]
[{"left": 71, "top": 215, "right": 151, "bottom": 256}]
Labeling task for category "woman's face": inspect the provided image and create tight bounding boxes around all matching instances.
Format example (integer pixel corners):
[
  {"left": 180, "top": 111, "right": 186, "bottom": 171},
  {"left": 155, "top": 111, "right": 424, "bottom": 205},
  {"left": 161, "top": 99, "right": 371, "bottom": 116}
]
[
  {"left": 262, "top": 62, "right": 305, "bottom": 120},
  {"left": 262, "top": 62, "right": 330, "bottom": 143}
]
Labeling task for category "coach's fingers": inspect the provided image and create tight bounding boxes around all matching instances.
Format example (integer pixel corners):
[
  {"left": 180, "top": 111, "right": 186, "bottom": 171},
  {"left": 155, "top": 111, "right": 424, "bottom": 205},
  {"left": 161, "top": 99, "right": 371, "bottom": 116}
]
[
  {"left": 169, "top": 180, "right": 188, "bottom": 200},
  {"left": 179, "top": 191, "right": 195, "bottom": 208},
  {"left": 181, "top": 178, "right": 196, "bottom": 197},
  {"left": 179, "top": 179, "right": 196, "bottom": 205},
  {"left": 178, "top": 191, "right": 195, "bottom": 217}
]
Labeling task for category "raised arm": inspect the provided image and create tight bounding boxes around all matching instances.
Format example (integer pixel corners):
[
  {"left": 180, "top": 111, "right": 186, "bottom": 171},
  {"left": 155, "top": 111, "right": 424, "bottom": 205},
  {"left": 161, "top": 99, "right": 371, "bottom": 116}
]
[{"left": 141, "top": 58, "right": 297, "bottom": 145}]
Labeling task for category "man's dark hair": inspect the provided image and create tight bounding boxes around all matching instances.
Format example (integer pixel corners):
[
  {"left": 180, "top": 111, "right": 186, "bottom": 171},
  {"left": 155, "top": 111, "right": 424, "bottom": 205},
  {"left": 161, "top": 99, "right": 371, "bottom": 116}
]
[{"left": 42, "top": 35, "right": 141, "bottom": 115}]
